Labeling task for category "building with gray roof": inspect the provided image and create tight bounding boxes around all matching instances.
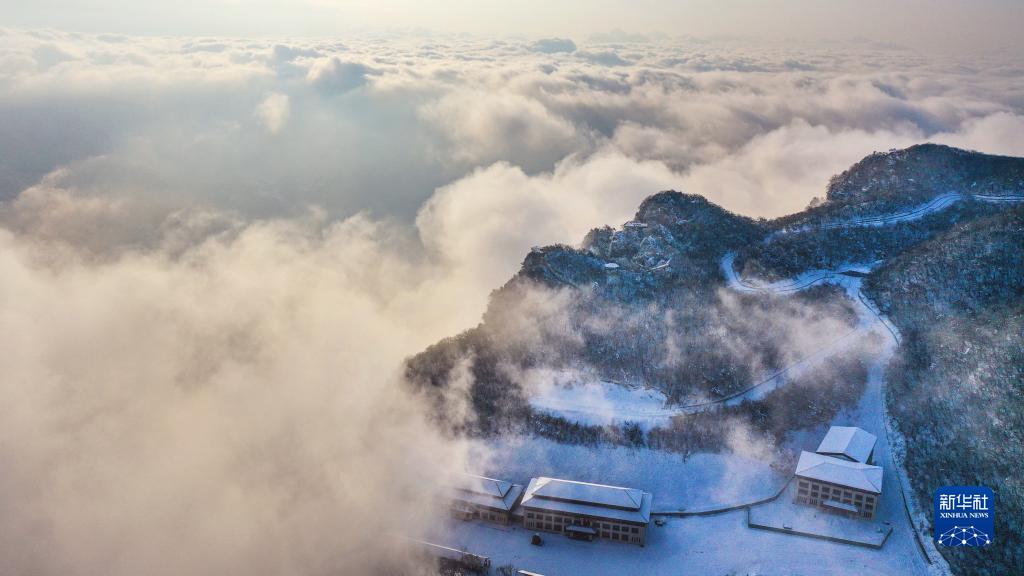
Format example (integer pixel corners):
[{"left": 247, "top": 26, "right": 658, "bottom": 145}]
[
  {"left": 452, "top": 473, "right": 524, "bottom": 525},
  {"left": 794, "top": 426, "right": 884, "bottom": 519},
  {"left": 520, "top": 477, "right": 652, "bottom": 546},
  {"left": 815, "top": 425, "right": 877, "bottom": 464}
]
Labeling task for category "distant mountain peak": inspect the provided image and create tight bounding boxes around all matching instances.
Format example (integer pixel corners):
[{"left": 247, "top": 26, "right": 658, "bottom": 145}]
[{"left": 825, "top": 143, "right": 1024, "bottom": 205}]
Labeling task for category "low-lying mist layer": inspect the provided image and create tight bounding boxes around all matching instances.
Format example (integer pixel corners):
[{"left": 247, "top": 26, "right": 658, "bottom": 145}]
[
  {"left": 410, "top": 280, "right": 859, "bottom": 413},
  {"left": 0, "top": 220, "right": 476, "bottom": 575}
]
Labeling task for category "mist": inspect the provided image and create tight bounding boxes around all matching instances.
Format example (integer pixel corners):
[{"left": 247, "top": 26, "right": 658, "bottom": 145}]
[{"left": 0, "top": 217, "right": 488, "bottom": 575}]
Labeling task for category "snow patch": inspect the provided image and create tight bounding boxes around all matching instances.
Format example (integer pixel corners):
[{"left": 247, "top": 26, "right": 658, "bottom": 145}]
[{"left": 529, "top": 376, "right": 674, "bottom": 429}]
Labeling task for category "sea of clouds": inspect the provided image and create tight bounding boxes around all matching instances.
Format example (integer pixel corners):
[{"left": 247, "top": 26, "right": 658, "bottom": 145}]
[{"left": 1, "top": 27, "right": 1022, "bottom": 574}]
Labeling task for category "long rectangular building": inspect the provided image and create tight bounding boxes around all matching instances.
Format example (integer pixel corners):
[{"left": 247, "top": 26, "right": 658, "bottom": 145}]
[{"left": 520, "top": 477, "right": 652, "bottom": 546}]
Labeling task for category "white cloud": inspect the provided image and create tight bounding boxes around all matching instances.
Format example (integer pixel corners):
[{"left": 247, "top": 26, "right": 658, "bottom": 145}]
[
  {"left": 416, "top": 151, "right": 680, "bottom": 290},
  {"left": 530, "top": 37, "right": 577, "bottom": 54},
  {"left": 676, "top": 120, "right": 922, "bottom": 216},
  {"left": 933, "top": 111, "right": 1024, "bottom": 157},
  {"left": 0, "top": 216, "right": 476, "bottom": 575},
  {"left": 256, "top": 92, "right": 290, "bottom": 134},
  {"left": 419, "top": 89, "right": 587, "bottom": 172},
  {"left": 306, "top": 56, "right": 375, "bottom": 92}
]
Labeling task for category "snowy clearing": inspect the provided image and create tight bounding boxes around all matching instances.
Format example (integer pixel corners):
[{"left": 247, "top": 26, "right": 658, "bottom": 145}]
[
  {"left": 528, "top": 378, "right": 677, "bottom": 429},
  {"left": 749, "top": 483, "right": 892, "bottom": 548},
  {"left": 429, "top": 508, "right": 921, "bottom": 576},
  {"left": 466, "top": 435, "right": 785, "bottom": 512}
]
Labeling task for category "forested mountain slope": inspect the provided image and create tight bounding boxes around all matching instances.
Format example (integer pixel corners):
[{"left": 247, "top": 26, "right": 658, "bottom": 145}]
[
  {"left": 736, "top": 144, "right": 1024, "bottom": 280},
  {"left": 407, "top": 191, "right": 858, "bottom": 435},
  {"left": 865, "top": 206, "right": 1024, "bottom": 576}
]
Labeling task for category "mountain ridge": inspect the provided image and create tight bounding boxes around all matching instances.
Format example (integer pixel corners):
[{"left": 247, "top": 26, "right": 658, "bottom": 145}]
[{"left": 410, "top": 144, "right": 1024, "bottom": 413}]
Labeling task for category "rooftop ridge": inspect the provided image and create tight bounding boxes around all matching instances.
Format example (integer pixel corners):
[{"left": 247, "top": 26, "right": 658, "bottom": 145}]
[{"left": 532, "top": 477, "right": 644, "bottom": 511}]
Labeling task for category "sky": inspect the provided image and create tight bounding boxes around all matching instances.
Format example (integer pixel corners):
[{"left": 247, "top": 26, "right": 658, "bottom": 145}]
[
  {"left": 2, "top": 0, "right": 1023, "bottom": 54},
  {"left": 1, "top": 2, "right": 1023, "bottom": 575}
]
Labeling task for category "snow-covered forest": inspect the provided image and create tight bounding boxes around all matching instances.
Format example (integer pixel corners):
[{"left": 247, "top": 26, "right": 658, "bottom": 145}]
[{"left": 867, "top": 205, "right": 1024, "bottom": 576}]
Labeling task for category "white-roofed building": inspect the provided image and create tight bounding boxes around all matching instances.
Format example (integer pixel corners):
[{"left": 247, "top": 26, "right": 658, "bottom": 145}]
[
  {"left": 795, "top": 450, "right": 884, "bottom": 519},
  {"left": 452, "top": 473, "right": 524, "bottom": 525},
  {"left": 520, "top": 477, "right": 652, "bottom": 546},
  {"left": 815, "top": 425, "right": 877, "bottom": 464}
]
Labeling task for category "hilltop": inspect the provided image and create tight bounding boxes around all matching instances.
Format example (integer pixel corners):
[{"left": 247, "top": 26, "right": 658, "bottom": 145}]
[{"left": 407, "top": 144, "right": 1024, "bottom": 575}]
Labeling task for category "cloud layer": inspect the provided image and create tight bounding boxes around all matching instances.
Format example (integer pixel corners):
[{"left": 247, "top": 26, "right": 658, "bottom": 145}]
[
  {"left": 3, "top": 29, "right": 1023, "bottom": 223},
  {"left": 1, "top": 27, "right": 1023, "bottom": 575}
]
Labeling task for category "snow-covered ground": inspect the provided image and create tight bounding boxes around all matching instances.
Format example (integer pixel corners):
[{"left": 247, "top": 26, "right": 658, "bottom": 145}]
[
  {"left": 466, "top": 436, "right": 785, "bottom": 512},
  {"left": 442, "top": 437, "right": 916, "bottom": 575},
  {"left": 439, "top": 423, "right": 933, "bottom": 575},
  {"left": 430, "top": 507, "right": 922, "bottom": 576},
  {"left": 528, "top": 378, "right": 677, "bottom": 429},
  {"left": 749, "top": 476, "right": 891, "bottom": 549}
]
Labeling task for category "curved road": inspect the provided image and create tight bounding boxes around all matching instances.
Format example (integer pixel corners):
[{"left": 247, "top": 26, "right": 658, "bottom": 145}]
[
  {"left": 720, "top": 259, "right": 963, "bottom": 575},
  {"left": 769, "top": 192, "right": 1024, "bottom": 241},
  {"left": 723, "top": 191, "right": 1024, "bottom": 574}
]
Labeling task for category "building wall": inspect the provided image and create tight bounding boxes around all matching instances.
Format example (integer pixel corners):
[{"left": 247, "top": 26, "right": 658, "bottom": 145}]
[
  {"left": 451, "top": 501, "right": 510, "bottom": 525},
  {"left": 795, "top": 477, "right": 878, "bottom": 519},
  {"left": 522, "top": 508, "right": 645, "bottom": 545}
]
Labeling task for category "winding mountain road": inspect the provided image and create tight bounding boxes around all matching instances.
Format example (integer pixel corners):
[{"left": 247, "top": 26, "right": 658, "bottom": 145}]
[
  {"left": 713, "top": 195, "right": 1024, "bottom": 575},
  {"left": 722, "top": 250, "right": 944, "bottom": 573},
  {"left": 769, "top": 191, "right": 1024, "bottom": 240}
]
